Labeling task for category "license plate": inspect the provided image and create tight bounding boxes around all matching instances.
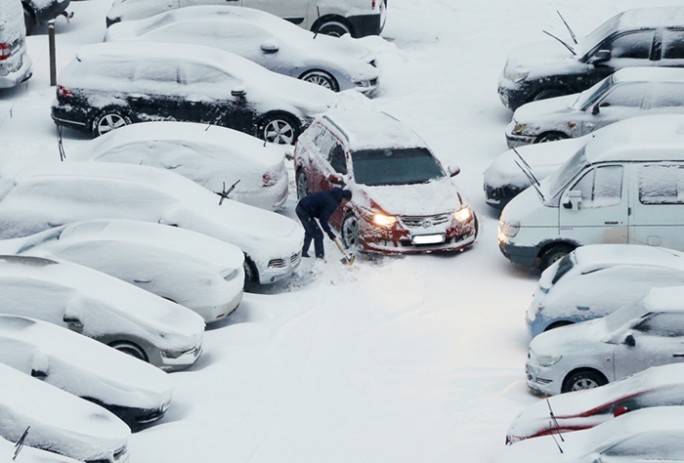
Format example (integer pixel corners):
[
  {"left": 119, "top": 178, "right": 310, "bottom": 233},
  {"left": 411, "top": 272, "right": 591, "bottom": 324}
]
[{"left": 411, "top": 234, "right": 445, "bottom": 245}]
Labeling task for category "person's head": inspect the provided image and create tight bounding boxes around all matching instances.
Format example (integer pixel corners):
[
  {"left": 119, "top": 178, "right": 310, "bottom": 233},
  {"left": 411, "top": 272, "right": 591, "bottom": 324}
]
[{"left": 340, "top": 189, "right": 352, "bottom": 207}]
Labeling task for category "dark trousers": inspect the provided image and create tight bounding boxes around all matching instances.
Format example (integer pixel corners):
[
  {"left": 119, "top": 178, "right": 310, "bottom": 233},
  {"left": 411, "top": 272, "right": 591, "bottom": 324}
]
[{"left": 296, "top": 205, "right": 324, "bottom": 258}]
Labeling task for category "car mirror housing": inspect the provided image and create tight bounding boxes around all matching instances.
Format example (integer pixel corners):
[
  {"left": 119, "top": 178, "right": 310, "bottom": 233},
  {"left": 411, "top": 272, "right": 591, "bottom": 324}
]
[
  {"left": 624, "top": 334, "right": 636, "bottom": 347},
  {"left": 592, "top": 104, "right": 600, "bottom": 115},
  {"left": 260, "top": 40, "right": 280, "bottom": 54},
  {"left": 589, "top": 49, "right": 611, "bottom": 65},
  {"left": 562, "top": 190, "right": 582, "bottom": 210},
  {"left": 448, "top": 165, "right": 461, "bottom": 177}
]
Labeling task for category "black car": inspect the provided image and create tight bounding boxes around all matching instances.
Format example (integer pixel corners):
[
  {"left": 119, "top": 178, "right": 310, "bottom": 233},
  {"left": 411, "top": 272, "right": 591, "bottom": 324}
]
[
  {"left": 51, "top": 42, "right": 334, "bottom": 144},
  {"left": 23, "top": 0, "right": 71, "bottom": 34},
  {"left": 498, "top": 7, "right": 684, "bottom": 111}
]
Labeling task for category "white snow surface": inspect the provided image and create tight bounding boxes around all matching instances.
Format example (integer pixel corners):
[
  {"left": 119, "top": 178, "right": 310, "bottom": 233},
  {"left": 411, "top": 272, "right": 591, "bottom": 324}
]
[{"left": 3, "top": 0, "right": 684, "bottom": 462}]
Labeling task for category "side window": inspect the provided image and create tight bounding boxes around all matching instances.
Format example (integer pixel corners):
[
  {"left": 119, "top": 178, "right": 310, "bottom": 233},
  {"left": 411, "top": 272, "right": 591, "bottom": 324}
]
[
  {"left": 571, "top": 165, "right": 623, "bottom": 208},
  {"left": 134, "top": 61, "right": 179, "bottom": 83},
  {"left": 648, "top": 83, "right": 684, "bottom": 108},
  {"left": 328, "top": 142, "right": 348, "bottom": 175},
  {"left": 639, "top": 164, "right": 684, "bottom": 204},
  {"left": 180, "top": 64, "right": 233, "bottom": 85},
  {"left": 599, "top": 84, "right": 644, "bottom": 108},
  {"left": 633, "top": 313, "right": 684, "bottom": 337},
  {"left": 313, "top": 130, "right": 336, "bottom": 160},
  {"left": 662, "top": 29, "right": 684, "bottom": 60},
  {"left": 605, "top": 31, "right": 655, "bottom": 59}
]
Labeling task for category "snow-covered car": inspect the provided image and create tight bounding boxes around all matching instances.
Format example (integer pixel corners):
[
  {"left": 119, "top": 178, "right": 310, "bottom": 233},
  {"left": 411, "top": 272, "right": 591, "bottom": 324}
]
[
  {"left": 0, "top": 161, "right": 303, "bottom": 288},
  {"left": 0, "top": 362, "right": 130, "bottom": 463},
  {"left": 22, "top": 0, "right": 70, "bottom": 35},
  {"left": 0, "top": 315, "right": 174, "bottom": 430},
  {"left": 498, "top": 7, "right": 684, "bottom": 111},
  {"left": 104, "top": 6, "right": 380, "bottom": 94},
  {"left": 505, "top": 67, "right": 684, "bottom": 148},
  {"left": 106, "top": 0, "right": 387, "bottom": 38},
  {"left": 0, "top": 255, "right": 205, "bottom": 371},
  {"left": 498, "top": 406, "right": 684, "bottom": 463},
  {"left": 0, "top": 219, "right": 244, "bottom": 323},
  {"left": 526, "top": 285, "right": 684, "bottom": 395},
  {"left": 527, "top": 244, "right": 684, "bottom": 337},
  {"left": 506, "top": 363, "right": 684, "bottom": 445},
  {"left": 0, "top": 0, "right": 32, "bottom": 89},
  {"left": 0, "top": 436, "right": 81, "bottom": 463},
  {"left": 51, "top": 42, "right": 335, "bottom": 143},
  {"left": 294, "top": 108, "right": 478, "bottom": 254},
  {"left": 71, "top": 121, "right": 289, "bottom": 211},
  {"left": 483, "top": 136, "right": 586, "bottom": 210}
]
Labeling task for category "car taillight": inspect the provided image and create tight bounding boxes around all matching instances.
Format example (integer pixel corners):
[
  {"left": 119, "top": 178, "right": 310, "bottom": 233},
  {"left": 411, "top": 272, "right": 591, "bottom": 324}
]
[
  {"left": 262, "top": 172, "right": 276, "bottom": 187},
  {"left": 0, "top": 43, "right": 10, "bottom": 61},
  {"left": 372, "top": 0, "right": 377, "bottom": 8},
  {"left": 57, "top": 85, "right": 73, "bottom": 98}
]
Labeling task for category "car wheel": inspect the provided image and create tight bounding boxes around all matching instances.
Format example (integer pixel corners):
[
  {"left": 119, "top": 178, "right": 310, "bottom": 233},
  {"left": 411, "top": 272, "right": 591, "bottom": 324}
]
[
  {"left": 562, "top": 369, "right": 607, "bottom": 393},
  {"left": 536, "top": 131, "right": 568, "bottom": 144},
  {"left": 539, "top": 244, "right": 573, "bottom": 270},
  {"left": 532, "top": 88, "right": 565, "bottom": 102},
  {"left": 296, "top": 170, "right": 310, "bottom": 200},
  {"left": 315, "top": 19, "right": 352, "bottom": 37},
  {"left": 109, "top": 341, "right": 148, "bottom": 362},
  {"left": 341, "top": 212, "right": 359, "bottom": 249},
  {"left": 93, "top": 110, "right": 131, "bottom": 136},
  {"left": 258, "top": 113, "right": 300, "bottom": 145},
  {"left": 243, "top": 255, "right": 258, "bottom": 292},
  {"left": 23, "top": 5, "right": 34, "bottom": 35},
  {"left": 299, "top": 70, "right": 339, "bottom": 92}
]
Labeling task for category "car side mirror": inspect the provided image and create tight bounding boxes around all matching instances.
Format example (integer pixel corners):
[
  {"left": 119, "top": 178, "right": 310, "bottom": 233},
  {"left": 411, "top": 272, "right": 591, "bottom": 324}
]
[
  {"left": 562, "top": 190, "right": 582, "bottom": 210},
  {"left": 63, "top": 314, "right": 83, "bottom": 332},
  {"left": 231, "top": 85, "right": 247, "bottom": 98},
  {"left": 31, "top": 352, "right": 49, "bottom": 379},
  {"left": 260, "top": 40, "right": 279, "bottom": 54},
  {"left": 448, "top": 165, "right": 461, "bottom": 177},
  {"left": 589, "top": 49, "right": 611, "bottom": 65},
  {"left": 592, "top": 104, "right": 600, "bottom": 115},
  {"left": 613, "top": 406, "right": 629, "bottom": 417},
  {"left": 328, "top": 173, "right": 345, "bottom": 186},
  {"left": 624, "top": 334, "right": 636, "bottom": 347}
]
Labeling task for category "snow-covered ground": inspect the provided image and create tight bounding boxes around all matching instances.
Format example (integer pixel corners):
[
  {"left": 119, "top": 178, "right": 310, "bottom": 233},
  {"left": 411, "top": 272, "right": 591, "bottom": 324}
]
[{"left": 2, "top": 0, "right": 682, "bottom": 461}]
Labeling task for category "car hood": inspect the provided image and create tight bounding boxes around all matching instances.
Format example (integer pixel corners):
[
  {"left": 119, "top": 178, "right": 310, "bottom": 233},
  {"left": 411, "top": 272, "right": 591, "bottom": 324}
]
[
  {"left": 529, "top": 318, "right": 607, "bottom": 357},
  {"left": 358, "top": 179, "right": 465, "bottom": 216},
  {"left": 513, "top": 94, "right": 579, "bottom": 123},
  {"left": 505, "top": 40, "right": 587, "bottom": 78}
]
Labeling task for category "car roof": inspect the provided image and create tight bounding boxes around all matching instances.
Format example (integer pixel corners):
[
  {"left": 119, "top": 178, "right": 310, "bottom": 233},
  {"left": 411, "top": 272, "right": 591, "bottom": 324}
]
[
  {"left": 583, "top": 115, "right": 684, "bottom": 163},
  {"left": 642, "top": 286, "right": 684, "bottom": 314},
  {"left": 613, "top": 67, "right": 684, "bottom": 84},
  {"left": 572, "top": 245, "right": 684, "bottom": 271},
  {"left": 616, "top": 7, "right": 684, "bottom": 31}
]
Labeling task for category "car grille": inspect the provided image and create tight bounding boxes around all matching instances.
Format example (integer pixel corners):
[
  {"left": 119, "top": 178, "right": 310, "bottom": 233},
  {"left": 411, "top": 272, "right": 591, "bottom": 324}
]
[
  {"left": 268, "top": 252, "right": 301, "bottom": 269},
  {"left": 400, "top": 213, "right": 451, "bottom": 228}
]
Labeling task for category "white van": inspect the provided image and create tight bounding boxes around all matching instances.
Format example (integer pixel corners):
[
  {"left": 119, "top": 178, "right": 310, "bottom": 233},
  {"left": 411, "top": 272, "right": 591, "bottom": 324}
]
[
  {"left": 498, "top": 115, "right": 684, "bottom": 270},
  {"left": 0, "top": 0, "right": 32, "bottom": 88}
]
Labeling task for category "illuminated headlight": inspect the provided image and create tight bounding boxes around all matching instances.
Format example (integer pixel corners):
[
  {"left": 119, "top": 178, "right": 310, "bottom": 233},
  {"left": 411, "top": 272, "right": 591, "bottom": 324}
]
[
  {"left": 221, "top": 268, "right": 240, "bottom": 282},
  {"left": 372, "top": 213, "right": 396, "bottom": 227},
  {"left": 536, "top": 354, "right": 562, "bottom": 367},
  {"left": 453, "top": 206, "right": 473, "bottom": 223},
  {"left": 512, "top": 122, "right": 528, "bottom": 135},
  {"left": 504, "top": 65, "right": 530, "bottom": 83}
]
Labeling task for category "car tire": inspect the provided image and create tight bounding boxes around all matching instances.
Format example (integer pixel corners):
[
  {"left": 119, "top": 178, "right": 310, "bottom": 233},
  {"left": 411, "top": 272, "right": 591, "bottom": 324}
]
[
  {"left": 536, "top": 131, "right": 568, "bottom": 144},
  {"left": 243, "top": 255, "right": 258, "bottom": 292},
  {"left": 562, "top": 369, "right": 607, "bottom": 393},
  {"left": 299, "top": 70, "right": 340, "bottom": 92},
  {"left": 258, "top": 112, "right": 300, "bottom": 145},
  {"left": 315, "top": 18, "right": 352, "bottom": 37},
  {"left": 539, "top": 244, "right": 573, "bottom": 270},
  {"left": 92, "top": 109, "right": 132, "bottom": 137},
  {"left": 296, "top": 170, "right": 310, "bottom": 200},
  {"left": 109, "top": 341, "right": 148, "bottom": 362},
  {"left": 532, "top": 88, "right": 565, "bottom": 102},
  {"left": 341, "top": 212, "right": 359, "bottom": 249},
  {"left": 23, "top": 5, "right": 34, "bottom": 35}
]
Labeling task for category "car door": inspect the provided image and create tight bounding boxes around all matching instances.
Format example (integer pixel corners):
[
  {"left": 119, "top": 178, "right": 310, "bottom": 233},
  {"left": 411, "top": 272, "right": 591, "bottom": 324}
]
[
  {"left": 614, "top": 313, "right": 684, "bottom": 379},
  {"left": 242, "top": 0, "right": 308, "bottom": 26},
  {"left": 306, "top": 128, "right": 338, "bottom": 192},
  {"left": 581, "top": 83, "right": 645, "bottom": 134},
  {"left": 590, "top": 30, "right": 657, "bottom": 79},
  {"left": 130, "top": 60, "right": 182, "bottom": 122},
  {"left": 559, "top": 164, "right": 628, "bottom": 245}
]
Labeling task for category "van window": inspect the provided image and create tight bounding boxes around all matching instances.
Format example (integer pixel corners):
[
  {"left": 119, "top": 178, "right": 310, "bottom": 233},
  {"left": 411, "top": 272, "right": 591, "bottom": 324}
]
[
  {"left": 571, "top": 165, "right": 623, "bottom": 208},
  {"left": 639, "top": 164, "right": 684, "bottom": 204}
]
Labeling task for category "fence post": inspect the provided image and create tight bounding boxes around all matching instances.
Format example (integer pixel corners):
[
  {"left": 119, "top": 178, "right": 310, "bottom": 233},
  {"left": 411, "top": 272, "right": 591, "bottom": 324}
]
[{"left": 48, "top": 20, "right": 56, "bottom": 86}]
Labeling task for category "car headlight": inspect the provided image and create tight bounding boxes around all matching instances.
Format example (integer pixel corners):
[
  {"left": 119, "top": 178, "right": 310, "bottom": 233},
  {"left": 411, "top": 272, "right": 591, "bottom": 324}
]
[
  {"left": 372, "top": 213, "right": 396, "bottom": 227},
  {"left": 500, "top": 220, "right": 520, "bottom": 238},
  {"left": 512, "top": 122, "right": 528, "bottom": 135},
  {"left": 536, "top": 354, "right": 562, "bottom": 367},
  {"left": 453, "top": 206, "right": 473, "bottom": 223},
  {"left": 505, "top": 65, "right": 530, "bottom": 83}
]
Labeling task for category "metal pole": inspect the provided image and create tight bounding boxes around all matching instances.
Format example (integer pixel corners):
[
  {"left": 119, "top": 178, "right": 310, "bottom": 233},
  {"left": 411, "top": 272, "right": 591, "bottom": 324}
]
[{"left": 48, "top": 20, "right": 56, "bottom": 86}]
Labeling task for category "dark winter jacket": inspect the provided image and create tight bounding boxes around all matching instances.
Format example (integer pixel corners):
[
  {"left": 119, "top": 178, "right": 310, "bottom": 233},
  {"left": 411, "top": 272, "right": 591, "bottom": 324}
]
[{"left": 297, "top": 188, "right": 348, "bottom": 235}]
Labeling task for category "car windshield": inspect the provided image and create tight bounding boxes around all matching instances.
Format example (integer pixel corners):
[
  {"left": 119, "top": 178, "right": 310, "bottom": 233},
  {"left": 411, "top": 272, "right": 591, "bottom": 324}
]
[
  {"left": 16, "top": 228, "right": 62, "bottom": 254},
  {"left": 351, "top": 147, "right": 446, "bottom": 186},
  {"left": 577, "top": 14, "right": 620, "bottom": 58},
  {"left": 542, "top": 146, "right": 590, "bottom": 205},
  {"left": 572, "top": 76, "right": 613, "bottom": 110}
]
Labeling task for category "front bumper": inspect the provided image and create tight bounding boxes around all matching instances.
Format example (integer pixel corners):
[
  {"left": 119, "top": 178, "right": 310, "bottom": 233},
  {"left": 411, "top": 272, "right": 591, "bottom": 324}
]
[
  {"left": 525, "top": 361, "right": 558, "bottom": 396},
  {"left": 198, "top": 289, "right": 243, "bottom": 324},
  {"left": 260, "top": 250, "right": 302, "bottom": 285},
  {"left": 498, "top": 240, "right": 540, "bottom": 268},
  {"left": 159, "top": 344, "right": 202, "bottom": 372},
  {"left": 95, "top": 399, "right": 171, "bottom": 431},
  {"left": 505, "top": 132, "right": 536, "bottom": 149},
  {"left": 51, "top": 103, "right": 90, "bottom": 132},
  {"left": 497, "top": 76, "right": 535, "bottom": 111}
]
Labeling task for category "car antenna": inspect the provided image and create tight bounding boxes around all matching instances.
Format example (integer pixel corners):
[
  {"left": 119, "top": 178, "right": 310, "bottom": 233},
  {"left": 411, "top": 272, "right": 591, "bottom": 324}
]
[
  {"left": 216, "top": 180, "right": 240, "bottom": 205},
  {"left": 13, "top": 426, "right": 30, "bottom": 460},
  {"left": 512, "top": 147, "right": 546, "bottom": 202},
  {"left": 57, "top": 125, "right": 66, "bottom": 161},
  {"left": 542, "top": 30, "right": 576, "bottom": 56},
  {"left": 313, "top": 6, "right": 321, "bottom": 39},
  {"left": 556, "top": 10, "right": 578, "bottom": 45}
]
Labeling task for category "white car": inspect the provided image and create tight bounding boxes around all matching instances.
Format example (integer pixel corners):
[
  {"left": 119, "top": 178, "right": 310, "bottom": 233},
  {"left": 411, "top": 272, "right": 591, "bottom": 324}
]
[
  {"left": 104, "top": 6, "right": 380, "bottom": 94},
  {"left": 527, "top": 244, "right": 684, "bottom": 337},
  {"left": 498, "top": 406, "right": 684, "bottom": 463},
  {"left": 526, "top": 286, "right": 684, "bottom": 396},
  {"left": 0, "top": 315, "right": 174, "bottom": 430},
  {"left": 71, "top": 121, "right": 289, "bottom": 211},
  {"left": 0, "top": 161, "right": 304, "bottom": 287},
  {"left": 0, "top": 363, "right": 130, "bottom": 463},
  {"left": 506, "top": 363, "right": 684, "bottom": 445},
  {"left": 0, "top": 255, "right": 205, "bottom": 371},
  {"left": 0, "top": 220, "right": 245, "bottom": 322}
]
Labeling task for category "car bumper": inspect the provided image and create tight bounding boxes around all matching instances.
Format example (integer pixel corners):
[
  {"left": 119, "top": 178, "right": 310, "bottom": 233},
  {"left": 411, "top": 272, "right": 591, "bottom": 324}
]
[
  {"left": 497, "top": 77, "right": 535, "bottom": 112},
  {"left": 505, "top": 132, "right": 536, "bottom": 149},
  {"left": 0, "top": 55, "right": 32, "bottom": 89},
  {"left": 198, "top": 289, "right": 243, "bottom": 324},
  {"left": 499, "top": 240, "right": 539, "bottom": 268},
  {"left": 525, "top": 361, "right": 560, "bottom": 396},
  {"left": 347, "top": 13, "right": 382, "bottom": 37},
  {"left": 159, "top": 344, "right": 202, "bottom": 372},
  {"left": 259, "top": 250, "right": 302, "bottom": 285},
  {"left": 51, "top": 104, "right": 90, "bottom": 132}
]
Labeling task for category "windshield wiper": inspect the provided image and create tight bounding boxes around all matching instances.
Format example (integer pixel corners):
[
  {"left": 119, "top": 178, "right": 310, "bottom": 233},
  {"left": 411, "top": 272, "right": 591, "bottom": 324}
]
[
  {"left": 512, "top": 147, "right": 546, "bottom": 202},
  {"left": 556, "top": 10, "right": 578, "bottom": 45},
  {"left": 542, "top": 29, "right": 576, "bottom": 56}
]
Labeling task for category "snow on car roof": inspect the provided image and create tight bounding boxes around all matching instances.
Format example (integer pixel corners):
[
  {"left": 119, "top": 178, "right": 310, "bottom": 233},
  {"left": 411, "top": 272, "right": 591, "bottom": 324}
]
[
  {"left": 616, "top": 7, "right": 684, "bottom": 31},
  {"left": 642, "top": 286, "right": 684, "bottom": 314},
  {"left": 572, "top": 244, "right": 684, "bottom": 271},
  {"left": 612, "top": 66, "right": 684, "bottom": 83}
]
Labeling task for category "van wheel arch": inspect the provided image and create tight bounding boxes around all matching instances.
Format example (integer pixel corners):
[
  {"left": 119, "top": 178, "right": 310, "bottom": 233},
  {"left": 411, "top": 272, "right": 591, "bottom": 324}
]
[
  {"left": 312, "top": 15, "right": 353, "bottom": 37},
  {"left": 538, "top": 242, "right": 575, "bottom": 271}
]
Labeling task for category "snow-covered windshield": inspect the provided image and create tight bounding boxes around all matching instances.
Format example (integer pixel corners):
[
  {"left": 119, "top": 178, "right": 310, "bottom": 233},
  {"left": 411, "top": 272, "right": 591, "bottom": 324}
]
[
  {"left": 543, "top": 146, "right": 590, "bottom": 205},
  {"left": 351, "top": 147, "right": 445, "bottom": 186},
  {"left": 578, "top": 15, "right": 620, "bottom": 58},
  {"left": 604, "top": 300, "right": 648, "bottom": 332},
  {"left": 572, "top": 76, "right": 613, "bottom": 110},
  {"left": 16, "top": 228, "right": 63, "bottom": 254}
]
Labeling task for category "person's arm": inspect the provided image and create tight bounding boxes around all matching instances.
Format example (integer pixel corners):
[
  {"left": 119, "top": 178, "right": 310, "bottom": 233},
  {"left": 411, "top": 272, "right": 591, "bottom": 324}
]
[{"left": 319, "top": 205, "right": 336, "bottom": 239}]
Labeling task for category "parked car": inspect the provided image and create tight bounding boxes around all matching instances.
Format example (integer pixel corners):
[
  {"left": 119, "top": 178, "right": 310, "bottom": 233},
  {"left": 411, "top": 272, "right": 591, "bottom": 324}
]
[
  {"left": 51, "top": 42, "right": 335, "bottom": 143},
  {"left": 104, "top": 6, "right": 380, "bottom": 94},
  {"left": 498, "top": 406, "right": 684, "bottom": 463},
  {"left": 0, "top": 161, "right": 304, "bottom": 288},
  {"left": 483, "top": 136, "right": 586, "bottom": 210},
  {"left": 106, "top": 0, "right": 387, "bottom": 38},
  {"left": 0, "top": 436, "right": 81, "bottom": 463},
  {"left": 498, "top": 7, "right": 684, "bottom": 111},
  {"left": 498, "top": 115, "right": 684, "bottom": 270},
  {"left": 506, "top": 363, "right": 684, "bottom": 445},
  {"left": 0, "top": 315, "right": 174, "bottom": 429},
  {"left": 294, "top": 108, "right": 477, "bottom": 254},
  {"left": 0, "top": 362, "right": 130, "bottom": 463},
  {"left": 71, "top": 121, "right": 289, "bottom": 211},
  {"left": 505, "top": 68, "right": 684, "bottom": 148},
  {"left": 526, "top": 285, "right": 684, "bottom": 395},
  {"left": 23, "top": 0, "right": 70, "bottom": 35},
  {"left": 527, "top": 244, "right": 684, "bottom": 337},
  {"left": 0, "top": 255, "right": 205, "bottom": 371},
  {"left": 0, "top": 219, "right": 245, "bottom": 322},
  {"left": 0, "top": 0, "right": 32, "bottom": 89}
]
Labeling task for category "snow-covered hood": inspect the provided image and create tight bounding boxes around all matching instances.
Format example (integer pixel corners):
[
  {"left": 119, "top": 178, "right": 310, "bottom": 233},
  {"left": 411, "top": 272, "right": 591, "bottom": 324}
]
[
  {"left": 513, "top": 94, "right": 578, "bottom": 123},
  {"left": 505, "top": 40, "right": 587, "bottom": 79},
  {"left": 359, "top": 178, "right": 464, "bottom": 216},
  {"left": 500, "top": 186, "right": 548, "bottom": 226},
  {"left": 529, "top": 318, "right": 607, "bottom": 357}
]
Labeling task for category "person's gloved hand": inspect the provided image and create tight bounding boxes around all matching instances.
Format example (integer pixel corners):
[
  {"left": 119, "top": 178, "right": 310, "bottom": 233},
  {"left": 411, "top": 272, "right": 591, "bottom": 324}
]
[{"left": 327, "top": 231, "right": 336, "bottom": 241}]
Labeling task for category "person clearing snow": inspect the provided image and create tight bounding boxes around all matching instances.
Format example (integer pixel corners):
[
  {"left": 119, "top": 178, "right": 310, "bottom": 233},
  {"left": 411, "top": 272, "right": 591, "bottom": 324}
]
[{"left": 295, "top": 187, "right": 351, "bottom": 260}]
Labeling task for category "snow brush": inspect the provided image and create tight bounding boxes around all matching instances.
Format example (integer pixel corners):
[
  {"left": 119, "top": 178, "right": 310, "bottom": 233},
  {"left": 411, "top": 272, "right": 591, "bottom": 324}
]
[{"left": 333, "top": 237, "right": 355, "bottom": 266}]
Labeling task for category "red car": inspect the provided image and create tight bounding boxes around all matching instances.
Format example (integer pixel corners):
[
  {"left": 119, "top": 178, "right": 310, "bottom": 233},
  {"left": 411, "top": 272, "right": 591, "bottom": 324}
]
[{"left": 293, "top": 108, "right": 478, "bottom": 254}]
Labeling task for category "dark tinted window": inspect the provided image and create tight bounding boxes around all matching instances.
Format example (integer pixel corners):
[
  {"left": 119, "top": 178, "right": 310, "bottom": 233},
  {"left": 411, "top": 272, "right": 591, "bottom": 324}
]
[
  {"left": 351, "top": 147, "right": 445, "bottom": 186},
  {"left": 607, "top": 31, "right": 654, "bottom": 59},
  {"left": 328, "top": 143, "right": 347, "bottom": 175},
  {"left": 663, "top": 29, "right": 684, "bottom": 59}
]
